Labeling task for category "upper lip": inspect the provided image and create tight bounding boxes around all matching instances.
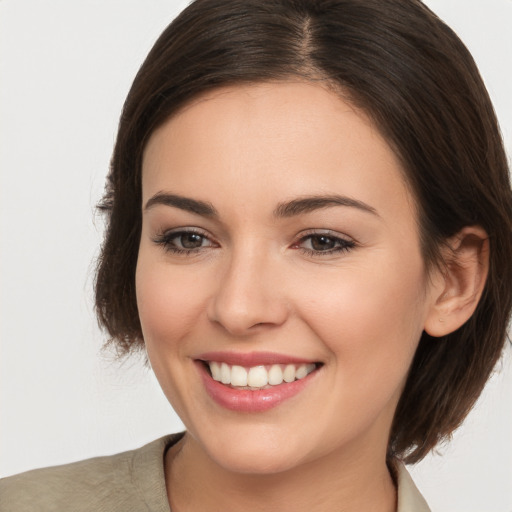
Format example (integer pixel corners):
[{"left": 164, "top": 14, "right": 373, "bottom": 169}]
[{"left": 195, "top": 351, "right": 319, "bottom": 367}]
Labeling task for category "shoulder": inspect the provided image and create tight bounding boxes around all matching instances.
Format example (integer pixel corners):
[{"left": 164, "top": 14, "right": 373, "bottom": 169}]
[
  {"left": 0, "top": 434, "right": 182, "bottom": 512},
  {"left": 1, "top": 451, "right": 133, "bottom": 512}
]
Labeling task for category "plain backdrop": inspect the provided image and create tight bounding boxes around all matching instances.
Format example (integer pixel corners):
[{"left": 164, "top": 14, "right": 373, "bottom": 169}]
[{"left": 1, "top": 1, "right": 511, "bottom": 511}]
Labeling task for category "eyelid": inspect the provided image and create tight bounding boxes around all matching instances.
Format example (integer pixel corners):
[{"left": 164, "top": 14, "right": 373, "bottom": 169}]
[
  {"left": 293, "top": 228, "right": 355, "bottom": 244},
  {"left": 154, "top": 225, "right": 211, "bottom": 239}
]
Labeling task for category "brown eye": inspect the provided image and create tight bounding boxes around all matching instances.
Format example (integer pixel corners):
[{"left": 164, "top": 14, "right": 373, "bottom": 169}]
[
  {"left": 295, "top": 232, "right": 356, "bottom": 256},
  {"left": 309, "top": 235, "right": 336, "bottom": 251},
  {"left": 153, "top": 229, "right": 215, "bottom": 254},
  {"left": 178, "top": 233, "right": 206, "bottom": 249}
]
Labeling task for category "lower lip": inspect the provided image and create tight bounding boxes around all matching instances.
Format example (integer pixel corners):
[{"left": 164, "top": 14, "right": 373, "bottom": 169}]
[{"left": 197, "top": 362, "right": 319, "bottom": 412}]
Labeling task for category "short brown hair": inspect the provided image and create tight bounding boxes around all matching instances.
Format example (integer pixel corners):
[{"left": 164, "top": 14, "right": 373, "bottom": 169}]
[{"left": 95, "top": 0, "right": 512, "bottom": 463}]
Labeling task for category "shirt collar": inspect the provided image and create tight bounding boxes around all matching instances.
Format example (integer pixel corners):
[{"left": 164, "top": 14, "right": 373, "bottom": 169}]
[{"left": 395, "top": 461, "right": 431, "bottom": 512}]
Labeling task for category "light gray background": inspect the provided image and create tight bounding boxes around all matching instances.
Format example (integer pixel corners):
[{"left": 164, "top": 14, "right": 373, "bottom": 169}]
[{"left": 1, "top": 1, "right": 511, "bottom": 511}]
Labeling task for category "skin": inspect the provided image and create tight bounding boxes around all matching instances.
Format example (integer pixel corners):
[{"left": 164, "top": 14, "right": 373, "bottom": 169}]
[{"left": 136, "top": 82, "right": 484, "bottom": 511}]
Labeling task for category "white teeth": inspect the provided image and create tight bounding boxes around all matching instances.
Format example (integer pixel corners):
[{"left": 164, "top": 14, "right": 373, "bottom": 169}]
[
  {"left": 295, "top": 364, "right": 309, "bottom": 379},
  {"left": 248, "top": 366, "right": 268, "bottom": 388},
  {"left": 220, "top": 362, "right": 231, "bottom": 384},
  {"left": 283, "top": 364, "right": 296, "bottom": 383},
  {"left": 268, "top": 364, "right": 283, "bottom": 385},
  {"left": 208, "top": 361, "right": 317, "bottom": 389},
  {"left": 231, "top": 365, "right": 248, "bottom": 387},
  {"left": 210, "top": 361, "right": 222, "bottom": 381}
]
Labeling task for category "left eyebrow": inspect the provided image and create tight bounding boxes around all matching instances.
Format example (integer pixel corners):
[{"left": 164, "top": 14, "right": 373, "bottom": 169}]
[{"left": 273, "top": 195, "right": 379, "bottom": 218}]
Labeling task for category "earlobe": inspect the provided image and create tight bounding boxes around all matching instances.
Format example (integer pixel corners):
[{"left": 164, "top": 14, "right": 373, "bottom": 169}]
[{"left": 424, "top": 226, "right": 489, "bottom": 338}]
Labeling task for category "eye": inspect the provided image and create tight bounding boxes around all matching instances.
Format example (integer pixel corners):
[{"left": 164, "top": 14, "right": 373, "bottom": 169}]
[
  {"left": 153, "top": 228, "right": 216, "bottom": 254},
  {"left": 293, "top": 231, "right": 356, "bottom": 256},
  {"left": 174, "top": 232, "right": 208, "bottom": 249}
]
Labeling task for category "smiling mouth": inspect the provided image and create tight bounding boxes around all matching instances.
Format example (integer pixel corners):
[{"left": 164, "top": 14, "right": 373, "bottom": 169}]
[{"left": 201, "top": 361, "right": 321, "bottom": 390}]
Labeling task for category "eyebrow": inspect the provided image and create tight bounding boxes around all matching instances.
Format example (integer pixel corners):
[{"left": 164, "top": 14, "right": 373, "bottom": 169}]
[
  {"left": 144, "top": 192, "right": 218, "bottom": 216},
  {"left": 273, "top": 195, "right": 378, "bottom": 218},
  {"left": 144, "top": 192, "right": 378, "bottom": 218}
]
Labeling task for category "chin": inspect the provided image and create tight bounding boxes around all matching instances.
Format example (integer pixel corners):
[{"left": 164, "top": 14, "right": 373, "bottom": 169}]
[
  {"left": 211, "top": 445, "right": 303, "bottom": 475},
  {"left": 195, "top": 426, "right": 307, "bottom": 475}
]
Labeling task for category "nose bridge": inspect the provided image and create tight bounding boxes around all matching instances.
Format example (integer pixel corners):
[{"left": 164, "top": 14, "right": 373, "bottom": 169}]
[{"left": 208, "top": 238, "right": 287, "bottom": 335}]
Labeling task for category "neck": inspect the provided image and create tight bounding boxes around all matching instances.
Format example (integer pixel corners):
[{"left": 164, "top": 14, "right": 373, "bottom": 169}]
[{"left": 165, "top": 433, "right": 396, "bottom": 512}]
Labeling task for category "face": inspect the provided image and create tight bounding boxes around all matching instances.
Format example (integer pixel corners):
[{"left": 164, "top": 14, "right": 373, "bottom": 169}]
[{"left": 137, "top": 82, "right": 438, "bottom": 475}]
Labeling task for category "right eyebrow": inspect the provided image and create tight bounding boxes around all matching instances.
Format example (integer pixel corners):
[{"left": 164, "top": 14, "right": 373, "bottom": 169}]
[{"left": 144, "top": 192, "right": 218, "bottom": 217}]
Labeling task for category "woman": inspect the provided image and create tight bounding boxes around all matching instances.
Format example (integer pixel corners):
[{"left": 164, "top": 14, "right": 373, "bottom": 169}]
[{"left": 1, "top": 0, "right": 511, "bottom": 510}]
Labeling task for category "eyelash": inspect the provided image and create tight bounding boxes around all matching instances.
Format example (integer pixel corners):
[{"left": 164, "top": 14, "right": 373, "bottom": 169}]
[
  {"left": 152, "top": 228, "right": 215, "bottom": 255},
  {"left": 292, "top": 231, "right": 356, "bottom": 256},
  {"left": 152, "top": 229, "right": 356, "bottom": 257}
]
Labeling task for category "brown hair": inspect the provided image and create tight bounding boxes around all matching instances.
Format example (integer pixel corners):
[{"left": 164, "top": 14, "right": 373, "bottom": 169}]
[{"left": 95, "top": 0, "right": 512, "bottom": 463}]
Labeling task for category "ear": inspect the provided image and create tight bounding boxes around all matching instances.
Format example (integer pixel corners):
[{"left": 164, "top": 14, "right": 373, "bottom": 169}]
[{"left": 424, "top": 226, "right": 489, "bottom": 337}]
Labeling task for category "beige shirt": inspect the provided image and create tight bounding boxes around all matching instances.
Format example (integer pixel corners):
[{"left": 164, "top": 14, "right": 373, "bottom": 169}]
[{"left": 0, "top": 433, "right": 430, "bottom": 511}]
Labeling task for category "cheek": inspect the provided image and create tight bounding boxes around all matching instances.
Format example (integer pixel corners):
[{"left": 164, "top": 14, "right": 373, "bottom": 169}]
[
  {"left": 135, "top": 254, "right": 206, "bottom": 352},
  {"left": 293, "top": 254, "right": 427, "bottom": 382},
  {"left": 135, "top": 251, "right": 209, "bottom": 420}
]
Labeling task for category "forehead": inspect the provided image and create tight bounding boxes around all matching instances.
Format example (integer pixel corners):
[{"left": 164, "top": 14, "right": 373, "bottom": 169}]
[{"left": 141, "top": 82, "right": 415, "bottom": 222}]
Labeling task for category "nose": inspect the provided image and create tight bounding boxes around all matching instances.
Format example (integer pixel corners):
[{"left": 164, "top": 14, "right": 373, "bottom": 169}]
[{"left": 207, "top": 245, "right": 289, "bottom": 336}]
